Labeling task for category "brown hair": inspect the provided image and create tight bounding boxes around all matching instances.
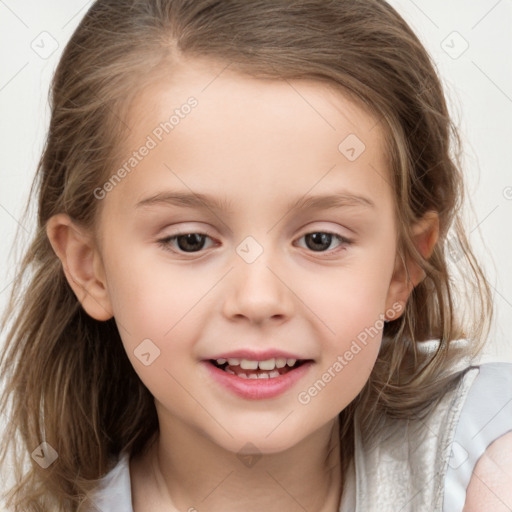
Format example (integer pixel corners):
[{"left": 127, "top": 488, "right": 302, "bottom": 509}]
[{"left": 0, "top": 0, "right": 493, "bottom": 510}]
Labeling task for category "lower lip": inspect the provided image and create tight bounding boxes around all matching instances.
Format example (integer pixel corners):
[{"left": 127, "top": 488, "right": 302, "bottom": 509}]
[{"left": 202, "top": 360, "right": 314, "bottom": 400}]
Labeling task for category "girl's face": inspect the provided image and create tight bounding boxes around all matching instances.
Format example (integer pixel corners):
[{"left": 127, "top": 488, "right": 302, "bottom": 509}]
[{"left": 94, "top": 58, "right": 409, "bottom": 454}]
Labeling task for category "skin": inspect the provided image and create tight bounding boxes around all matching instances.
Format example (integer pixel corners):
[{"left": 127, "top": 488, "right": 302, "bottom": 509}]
[
  {"left": 463, "top": 431, "right": 512, "bottom": 511},
  {"left": 47, "top": 58, "right": 439, "bottom": 512}
]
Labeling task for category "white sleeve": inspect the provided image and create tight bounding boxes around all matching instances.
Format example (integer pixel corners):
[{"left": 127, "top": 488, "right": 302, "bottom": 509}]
[{"left": 442, "top": 362, "right": 512, "bottom": 512}]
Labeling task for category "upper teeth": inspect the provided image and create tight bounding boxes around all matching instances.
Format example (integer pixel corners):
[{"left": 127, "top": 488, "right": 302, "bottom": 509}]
[{"left": 218, "top": 357, "right": 297, "bottom": 370}]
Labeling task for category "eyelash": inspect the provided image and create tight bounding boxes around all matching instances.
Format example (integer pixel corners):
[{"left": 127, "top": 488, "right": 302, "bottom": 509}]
[{"left": 157, "top": 230, "right": 353, "bottom": 256}]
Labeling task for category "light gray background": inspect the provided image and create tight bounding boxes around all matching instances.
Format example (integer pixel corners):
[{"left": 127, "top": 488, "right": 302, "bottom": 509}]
[
  {"left": 1, "top": 2, "right": 512, "bottom": 374},
  {"left": 0, "top": 0, "right": 511, "bottom": 507}
]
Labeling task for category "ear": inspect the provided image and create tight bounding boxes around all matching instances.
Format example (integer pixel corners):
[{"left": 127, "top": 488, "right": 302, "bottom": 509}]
[
  {"left": 46, "top": 214, "right": 113, "bottom": 321},
  {"left": 385, "top": 211, "right": 439, "bottom": 320}
]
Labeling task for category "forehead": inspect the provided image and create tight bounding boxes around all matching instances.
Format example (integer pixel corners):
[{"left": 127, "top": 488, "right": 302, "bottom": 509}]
[
  {"left": 110, "top": 58, "right": 393, "bottom": 215},
  {"left": 125, "top": 57, "right": 384, "bottom": 143}
]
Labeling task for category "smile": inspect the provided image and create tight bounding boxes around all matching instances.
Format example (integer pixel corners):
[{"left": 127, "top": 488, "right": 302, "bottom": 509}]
[
  {"left": 211, "top": 357, "right": 306, "bottom": 379},
  {"left": 203, "top": 358, "right": 314, "bottom": 400}
]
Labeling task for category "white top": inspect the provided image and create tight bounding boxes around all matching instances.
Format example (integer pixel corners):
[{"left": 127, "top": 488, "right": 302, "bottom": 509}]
[{"left": 87, "top": 341, "right": 512, "bottom": 512}]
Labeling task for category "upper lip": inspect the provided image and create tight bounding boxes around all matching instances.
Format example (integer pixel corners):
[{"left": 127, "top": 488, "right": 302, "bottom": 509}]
[{"left": 206, "top": 349, "right": 311, "bottom": 362}]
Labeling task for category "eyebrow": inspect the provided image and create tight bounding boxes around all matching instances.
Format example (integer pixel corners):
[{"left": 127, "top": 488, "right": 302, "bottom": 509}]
[
  {"left": 136, "top": 190, "right": 375, "bottom": 213},
  {"left": 136, "top": 191, "right": 235, "bottom": 214},
  {"left": 286, "top": 192, "right": 375, "bottom": 212}
]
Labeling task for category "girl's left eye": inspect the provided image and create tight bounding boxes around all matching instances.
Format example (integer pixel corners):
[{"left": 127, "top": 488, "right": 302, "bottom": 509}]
[
  {"left": 295, "top": 231, "right": 352, "bottom": 254},
  {"left": 157, "top": 230, "right": 352, "bottom": 255}
]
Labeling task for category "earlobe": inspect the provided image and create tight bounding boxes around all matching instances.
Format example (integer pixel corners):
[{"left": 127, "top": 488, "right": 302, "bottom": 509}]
[
  {"left": 385, "top": 211, "right": 439, "bottom": 319},
  {"left": 46, "top": 214, "right": 113, "bottom": 321}
]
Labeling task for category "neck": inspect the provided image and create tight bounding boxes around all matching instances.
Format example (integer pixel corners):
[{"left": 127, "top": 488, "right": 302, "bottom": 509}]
[{"left": 134, "top": 415, "right": 343, "bottom": 512}]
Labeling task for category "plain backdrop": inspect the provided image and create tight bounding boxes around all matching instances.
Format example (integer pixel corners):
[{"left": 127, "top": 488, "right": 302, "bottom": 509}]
[
  {"left": 1, "top": 0, "right": 512, "bottom": 414},
  {"left": 0, "top": 0, "right": 511, "bottom": 507}
]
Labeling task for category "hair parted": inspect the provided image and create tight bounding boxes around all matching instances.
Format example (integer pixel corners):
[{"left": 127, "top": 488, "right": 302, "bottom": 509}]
[{"left": 0, "top": 1, "right": 493, "bottom": 510}]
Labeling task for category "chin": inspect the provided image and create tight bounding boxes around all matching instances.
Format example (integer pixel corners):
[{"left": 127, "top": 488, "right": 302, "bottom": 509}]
[{"left": 210, "top": 429, "right": 307, "bottom": 457}]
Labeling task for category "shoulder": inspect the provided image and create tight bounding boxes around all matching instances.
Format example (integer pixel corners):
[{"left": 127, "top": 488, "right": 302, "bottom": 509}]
[
  {"left": 464, "top": 431, "right": 512, "bottom": 511},
  {"left": 444, "top": 362, "right": 512, "bottom": 511}
]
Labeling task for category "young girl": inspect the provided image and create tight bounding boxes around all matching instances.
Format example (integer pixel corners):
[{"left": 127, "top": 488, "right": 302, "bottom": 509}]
[{"left": 1, "top": 1, "right": 511, "bottom": 511}]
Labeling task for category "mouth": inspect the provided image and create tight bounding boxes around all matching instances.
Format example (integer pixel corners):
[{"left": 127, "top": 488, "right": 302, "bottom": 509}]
[
  {"left": 203, "top": 356, "right": 315, "bottom": 400},
  {"left": 208, "top": 357, "right": 310, "bottom": 379}
]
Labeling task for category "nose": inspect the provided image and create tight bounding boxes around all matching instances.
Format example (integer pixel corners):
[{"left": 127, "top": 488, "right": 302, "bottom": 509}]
[{"left": 222, "top": 254, "right": 295, "bottom": 325}]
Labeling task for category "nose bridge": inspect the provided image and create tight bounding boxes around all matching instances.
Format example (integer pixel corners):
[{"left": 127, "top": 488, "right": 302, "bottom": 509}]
[{"left": 222, "top": 234, "right": 294, "bottom": 322}]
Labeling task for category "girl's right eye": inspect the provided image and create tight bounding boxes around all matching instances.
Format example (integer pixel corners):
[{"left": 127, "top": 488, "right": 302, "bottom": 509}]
[{"left": 157, "top": 232, "right": 216, "bottom": 254}]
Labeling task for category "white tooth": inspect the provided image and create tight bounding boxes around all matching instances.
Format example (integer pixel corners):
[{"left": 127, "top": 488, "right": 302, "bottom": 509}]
[
  {"left": 225, "top": 368, "right": 236, "bottom": 375},
  {"left": 286, "top": 358, "right": 297, "bottom": 367},
  {"left": 275, "top": 357, "right": 287, "bottom": 368},
  {"left": 258, "top": 358, "right": 276, "bottom": 370},
  {"left": 269, "top": 370, "right": 280, "bottom": 378},
  {"left": 216, "top": 358, "right": 227, "bottom": 364},
  {"left": 237, "top": 372, "right": 248, "bottom": 379},
  {"left": 228, "top": 358, "right": 240, "bottom": 366},
  {"left": 240, "top": 359, "right": 259, "bottom": 370},
  {"left": 248, "top": 373, "right": 258, "bottom": 379},
  {"left": 257, "top": 373, "right": 270, "bottom": 379}
]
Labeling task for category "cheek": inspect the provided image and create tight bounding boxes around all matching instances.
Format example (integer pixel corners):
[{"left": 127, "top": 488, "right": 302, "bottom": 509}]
[
  {"left": 297, "top": 325, "right": 381, "bottom": 418},
  {"left": 298, "top": 268, "right": 387, "bottom": 410},
  {"left": 327, "top": 286, "right": 386, "bottom": 378},
  {"left": 306, "top": 262, "right": 390, "bottom": 334},
  {"left": 103, "top": 249, "right": 213, "bottom": 368},
  {"left": 104, "top": 248, "right": 206, "bottom": 334}
]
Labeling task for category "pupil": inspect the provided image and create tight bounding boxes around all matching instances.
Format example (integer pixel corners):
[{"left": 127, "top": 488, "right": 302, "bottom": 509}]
[
  {"left": 177, "top": 234, "right": 206, "bottom": 252},
  {"left": 306, "top": 233, "right": 331, "bottom": 251}
]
